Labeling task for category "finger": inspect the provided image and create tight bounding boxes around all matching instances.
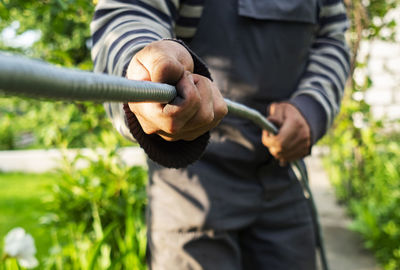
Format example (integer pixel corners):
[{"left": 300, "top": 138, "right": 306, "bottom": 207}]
[
  {"left": 173, "top": 74, "right": 228, "bottom": 141},
  {"left": 129, "top": 72, "right": 199, "bottom": 138},
  {"left": 172, "top": 75, "right": 227, "bottom": 140},
  {"left": 178, "top": 74, "right": 214, "bottom": 131},
  {"left": 195, "top": 74, "right": 227, "bottom": 125},
  {"left": 273, "top": 129, "right": 310, "bottom": 162},
  {"left": 274, "top": 118, "right": 300, "bottom": 152},
  {"left": 263, "top": 103, "right": 284, "bottom": 141},
  {"left": 261, "top": 130, "right": 274, "bottom": 147},
  {"left": 128, "top": 102, "right": 164, "bottom": 135},
  {"left": 261, "top": 130, "right": 282, "bottom": 150},
  {"left": 280, "top": 136, "right": 311, "bottom": 161},
  {"left": 267, "top": 103, "right": 285, "bottom": 127},
  {"left": 281, "top": 150, "right": 307, "bottom": 162},
  {"left": 162, "top": 72, "right": 200, "bottom": 129},
  {"left": 262, "top": 133, "right": 283, "bottom": 157},
  {"left": 141, "top": 72, "right": 200, "bottom": 139},
  {"left": 210, "top": 79, "right": 228, "bottom": 125},
  {"left": 182, "top": 75, "right": 227, "bottom": 132}
]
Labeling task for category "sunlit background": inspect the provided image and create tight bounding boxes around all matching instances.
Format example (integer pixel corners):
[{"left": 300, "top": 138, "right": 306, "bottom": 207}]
[{"left": 0, "top": 1, "right": 399, "bottom": 269}]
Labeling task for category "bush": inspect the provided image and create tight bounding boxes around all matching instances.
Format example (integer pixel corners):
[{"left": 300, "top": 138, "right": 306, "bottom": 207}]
[
  {"left": 41, "top": 140, "right": 148, "bottom": 269},
  {"left": 0, "top": 96, "right": 131, "bottom": 150},
  {"left": 323, "top": 97, "right": 400, "bottom": 269}
]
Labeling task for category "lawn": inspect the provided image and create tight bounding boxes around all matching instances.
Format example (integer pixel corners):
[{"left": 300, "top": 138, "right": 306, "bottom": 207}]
[{"left": 0, "top": 172, "right": 55, "bottom": 262}]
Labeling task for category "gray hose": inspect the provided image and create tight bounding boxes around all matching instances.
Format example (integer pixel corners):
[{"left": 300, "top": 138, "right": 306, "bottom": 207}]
[
  {"left": 0, "top": 53, "right": 280, "bottom": 134},
  {"left": 0, "top": 53, "right": 328, "bottom": 270},
  {"left": 0, "top": 53, "right": 176, "bottom": 103}
]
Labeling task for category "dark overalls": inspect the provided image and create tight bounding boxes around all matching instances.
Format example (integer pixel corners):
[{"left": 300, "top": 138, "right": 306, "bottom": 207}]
[{"left": 147, "top": 0, "right": 319, "bottom": 269}]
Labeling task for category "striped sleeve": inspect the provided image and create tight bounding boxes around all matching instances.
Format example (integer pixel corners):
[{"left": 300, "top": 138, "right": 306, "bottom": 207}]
[
  {"left": 90, "top": 0, "right": 180, "bottom": 142},
  {"left": 290, "top": 0, "right": 350, "bottom": 144},
  {"left": 91, "top": 0, "right": 180, "bottom": 76},
  {"left": 90, "top": 0, "right": 212, "bottom": 168}
]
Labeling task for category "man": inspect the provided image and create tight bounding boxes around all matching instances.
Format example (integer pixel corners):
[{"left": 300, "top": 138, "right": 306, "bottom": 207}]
[{"left": 91, "top": 0, "right": 350, "bottom": 269}]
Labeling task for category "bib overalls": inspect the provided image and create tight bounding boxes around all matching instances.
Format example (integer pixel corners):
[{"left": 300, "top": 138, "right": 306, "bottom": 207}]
[{"left": 147, "top": 0, "right": 319, "bottom": 269}]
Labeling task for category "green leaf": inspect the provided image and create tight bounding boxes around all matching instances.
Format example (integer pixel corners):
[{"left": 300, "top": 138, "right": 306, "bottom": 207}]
[{"left": 87, "top": 223, "right": 119, "bottom": 270}]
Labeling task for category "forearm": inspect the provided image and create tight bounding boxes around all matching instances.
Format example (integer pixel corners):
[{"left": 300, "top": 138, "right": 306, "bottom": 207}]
[
  {"left": 91, "top": 0, "right": 177, "bottom": 142},
  {"left": 290, "top": 0, "right": 350, "bottom": 144},
  {"left": 90, "top": 2, "right": 226, "bottom": 168}
]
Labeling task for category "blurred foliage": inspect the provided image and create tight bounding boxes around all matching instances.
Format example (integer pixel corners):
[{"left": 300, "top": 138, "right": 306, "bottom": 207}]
[
  {"left": 0, "top": 97, "right": 124, "bottom": 150},
  {"left": 345, "top": 0, "right": 400, "bottom": 75},
  {"left": 1, "top": 0, "right": 400, "bottom": 269},
  {"left": 0, "top": 0, "right": 130, "bottom": 150},
  {"left": 0, "top": 1, "right": 146, "bottom": 269},
  {"left": 0, "top": 0, "right": 94, "bottom": 68},
  {"left": 41, "top": 143, "right": 147, "bottom": 269},
  {"left": 322, "top": 0, "right": 400, "bottom": 269},
  {"left": 323, "top": 110, "right": 400, "bottom": 269}
]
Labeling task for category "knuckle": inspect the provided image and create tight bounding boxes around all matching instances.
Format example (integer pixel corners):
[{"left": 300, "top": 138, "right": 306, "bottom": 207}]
[
  {"left": 270, "top": 149, "right": 280, "bottom": 157},
  {"left": 153, "top": 57, "right": 174, "bottom": 73},
  {"left": 163, "top": 120, "right": 182, "bottom": 135},
  {"left": 152, "top": 57, "right": 182, "bottom": 83},
  {"left": 141, "top": 125, "right": 156, "bottom": 135},
  {"left": 216, "top": 102, "right": 228, "bottom": 119}
]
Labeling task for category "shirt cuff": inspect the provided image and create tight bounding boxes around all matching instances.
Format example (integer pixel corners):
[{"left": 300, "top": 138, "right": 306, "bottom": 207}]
[{"left": 289, "top": 94, "right": 327, "bottom": 145}]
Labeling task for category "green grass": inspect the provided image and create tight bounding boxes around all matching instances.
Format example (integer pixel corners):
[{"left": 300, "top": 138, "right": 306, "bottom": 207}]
[{"left": 0, "top": 172, "right": 55, "bottom": 262}]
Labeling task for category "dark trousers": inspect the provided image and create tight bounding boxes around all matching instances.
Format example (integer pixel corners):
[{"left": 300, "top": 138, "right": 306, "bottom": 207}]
[{"left": 146, "top": 158, "right": 316, "bottom": 270}]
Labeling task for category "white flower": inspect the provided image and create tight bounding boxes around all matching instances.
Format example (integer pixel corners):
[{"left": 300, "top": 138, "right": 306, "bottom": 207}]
[{"left": 4, "top": 227, "right": 39, "bottom": 269}]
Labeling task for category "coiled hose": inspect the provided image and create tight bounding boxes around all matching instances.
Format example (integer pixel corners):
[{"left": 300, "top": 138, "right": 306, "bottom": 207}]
[{"left": 0, "top": 53, "right": 328, "bottom": 270}]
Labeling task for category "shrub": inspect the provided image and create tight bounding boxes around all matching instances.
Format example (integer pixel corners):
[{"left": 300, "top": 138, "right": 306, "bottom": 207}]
[
  {"left": 41, "top": 141, "right": 147, "bottom": 269},
  {"left": 323, "top": 97, "right": 400, "bottom": 269}
]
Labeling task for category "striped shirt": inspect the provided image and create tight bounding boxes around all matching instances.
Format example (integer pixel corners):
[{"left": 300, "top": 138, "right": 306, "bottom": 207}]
[{"left": 91, "top": 0, "right": 350, "bottom": 144}]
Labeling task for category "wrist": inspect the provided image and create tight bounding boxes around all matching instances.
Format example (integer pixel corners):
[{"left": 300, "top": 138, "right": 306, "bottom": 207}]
[{"left": 289, "top": 95, "right": 327, "bottom": 145}]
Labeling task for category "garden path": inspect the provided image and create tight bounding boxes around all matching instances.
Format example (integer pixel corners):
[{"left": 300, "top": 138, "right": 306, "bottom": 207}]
[{"left": 306, "top": 154, "right": 381, "bottom": 270}]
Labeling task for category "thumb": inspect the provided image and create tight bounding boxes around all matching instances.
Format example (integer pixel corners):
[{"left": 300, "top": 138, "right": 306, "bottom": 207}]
[{"left": 267, "top": 103, "right": 284, "bottom": 128}]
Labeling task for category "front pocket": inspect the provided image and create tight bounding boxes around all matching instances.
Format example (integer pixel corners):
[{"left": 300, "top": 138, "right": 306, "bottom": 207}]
[{"left": 238, "top": 0, "right": 319, "bottom": 24}]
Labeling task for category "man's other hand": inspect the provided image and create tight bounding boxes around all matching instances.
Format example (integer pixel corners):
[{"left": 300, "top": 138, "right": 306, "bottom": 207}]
[
  {"left": 261, "top": 102, "right": 311, "bottom": 163},
  {"left": 126, "top": 40, "right": 227, "bottom": 141}
]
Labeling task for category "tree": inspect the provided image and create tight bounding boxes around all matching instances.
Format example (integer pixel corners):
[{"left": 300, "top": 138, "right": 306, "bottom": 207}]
[{"left": 0, "top": 0, "right": 127, "bottom": 149}]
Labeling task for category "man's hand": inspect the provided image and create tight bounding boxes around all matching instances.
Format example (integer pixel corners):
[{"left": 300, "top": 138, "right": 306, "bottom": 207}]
[
  {"left": 126, "top": 40, "right": 227, "bottom": 141},
  {"left": 261, "top": 102, "right": 311, "bottom": 163}
]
